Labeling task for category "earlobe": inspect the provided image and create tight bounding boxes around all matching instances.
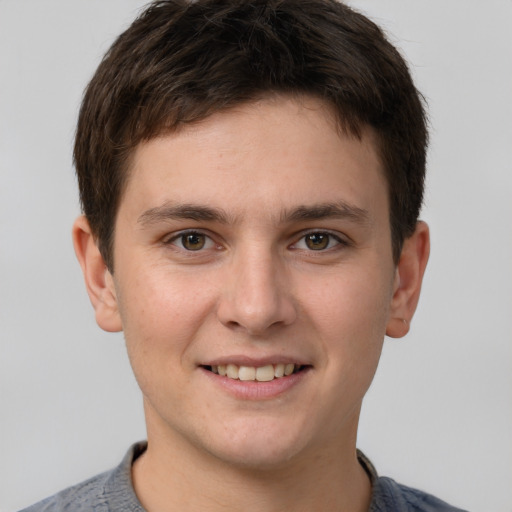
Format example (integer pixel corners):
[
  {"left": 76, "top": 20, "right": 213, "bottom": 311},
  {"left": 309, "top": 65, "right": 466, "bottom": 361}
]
[
  {"left": 72, "top": 216, "right": 123, "bottom": 333},
  {"left": 386, "top": 221, "right": 430, "bottom": 339}
]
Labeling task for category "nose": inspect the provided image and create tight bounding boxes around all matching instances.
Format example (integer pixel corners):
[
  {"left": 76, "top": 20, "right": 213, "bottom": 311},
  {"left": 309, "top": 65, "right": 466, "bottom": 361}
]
[{"left": 216, "top": 247, "right": 297, "bottom": 335}]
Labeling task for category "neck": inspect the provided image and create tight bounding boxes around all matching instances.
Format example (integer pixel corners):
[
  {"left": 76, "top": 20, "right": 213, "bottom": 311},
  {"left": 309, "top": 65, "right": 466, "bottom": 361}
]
[{"left": 132, "top": 410, "right": 372, "bottom": 512}]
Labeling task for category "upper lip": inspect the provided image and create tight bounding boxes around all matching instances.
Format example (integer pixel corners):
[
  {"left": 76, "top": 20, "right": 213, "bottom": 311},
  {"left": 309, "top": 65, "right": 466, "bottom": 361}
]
[{"left": 201, "top": 355, "right": 311, "bottom": 367}]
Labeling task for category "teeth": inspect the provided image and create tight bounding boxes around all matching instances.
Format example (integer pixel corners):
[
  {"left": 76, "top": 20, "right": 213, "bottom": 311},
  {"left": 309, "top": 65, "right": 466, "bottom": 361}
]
[
  {"left": 226, "top": 364, "right": 239, "bottom": 379},
  {"left": 209, "top": 363, "right": 301, "bottom": 381},
  {"left": 256, "top": 365, "right": 275, "bottom": 382},
  {"left": 239, "top": 366, "right": 256, "bottom": 381},
  {"left": 274, "top": 363, "right": 285, "bottom": 378},
  {"left": 284, "top": 363, "right": 295, "bottom": 376}
]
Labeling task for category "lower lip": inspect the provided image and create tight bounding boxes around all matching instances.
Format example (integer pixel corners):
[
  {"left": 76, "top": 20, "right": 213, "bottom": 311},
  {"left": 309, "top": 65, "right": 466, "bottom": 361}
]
[{"left": 200, "top": 367, "right": 311, "bottom": 400}]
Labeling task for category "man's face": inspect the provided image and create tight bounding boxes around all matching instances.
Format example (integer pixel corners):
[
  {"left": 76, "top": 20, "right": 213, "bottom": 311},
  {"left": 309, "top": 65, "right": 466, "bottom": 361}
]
[{"left": 110, "top": 96, "right": 397, "bottom": 468}]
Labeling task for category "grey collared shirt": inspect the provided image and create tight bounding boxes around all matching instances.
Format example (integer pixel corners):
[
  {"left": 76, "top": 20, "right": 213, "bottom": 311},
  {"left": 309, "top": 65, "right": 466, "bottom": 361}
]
[{"left": 20, "top": 442, "right": 468, "bottom": 512}]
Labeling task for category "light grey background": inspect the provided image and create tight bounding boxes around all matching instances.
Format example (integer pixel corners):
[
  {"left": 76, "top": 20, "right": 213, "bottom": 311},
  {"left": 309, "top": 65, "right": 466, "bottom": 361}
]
[{"left": 1, "top": 1, "right": 511, "bottom": 511}]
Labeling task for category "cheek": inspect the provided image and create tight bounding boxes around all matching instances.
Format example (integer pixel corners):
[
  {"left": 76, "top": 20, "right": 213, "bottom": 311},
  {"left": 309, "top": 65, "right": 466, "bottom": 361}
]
[
  {"left": 302, "top": 266, "right": 393, "bottom": 384},
  {"left": 307, "top": 269, "right": 392, "bottom": 338},
  {"left": 114, "top": 270, "right": 214, "bottom": 382},
  {"left": 118, "top": 265, "right": 209, "bottom": 328}
]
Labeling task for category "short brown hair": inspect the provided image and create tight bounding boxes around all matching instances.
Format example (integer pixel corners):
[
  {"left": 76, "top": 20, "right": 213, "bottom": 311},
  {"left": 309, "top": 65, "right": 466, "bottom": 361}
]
[{"left": 74, "top": 0, "right": 428, "bottom": 270}]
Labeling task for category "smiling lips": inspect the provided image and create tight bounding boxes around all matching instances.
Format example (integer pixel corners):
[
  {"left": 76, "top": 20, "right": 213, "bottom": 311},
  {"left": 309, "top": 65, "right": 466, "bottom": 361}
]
[{"left": 207, "top": 363, "right": 303, "bottom": 382}]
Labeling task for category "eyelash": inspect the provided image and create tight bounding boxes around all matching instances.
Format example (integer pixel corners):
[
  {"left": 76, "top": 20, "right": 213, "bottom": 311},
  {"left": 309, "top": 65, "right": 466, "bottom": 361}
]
[
  {"left": 164, "top": 230, "right": 217, "bottom": 251},
  {"left": 164, "top": 229, "right": 348, "bottom": 253},
  {"left": 291, "top": 231, "right": 348, "bottom": 252}
]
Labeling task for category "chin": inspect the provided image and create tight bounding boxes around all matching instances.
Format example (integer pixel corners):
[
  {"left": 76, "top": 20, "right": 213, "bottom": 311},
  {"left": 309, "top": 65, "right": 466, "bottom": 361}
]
[
  {"left": 201, "top": 418, "right": 313, "bottom": 471},
  {"left": 211, "top": 442, "right": 303, "bottom": 472}
]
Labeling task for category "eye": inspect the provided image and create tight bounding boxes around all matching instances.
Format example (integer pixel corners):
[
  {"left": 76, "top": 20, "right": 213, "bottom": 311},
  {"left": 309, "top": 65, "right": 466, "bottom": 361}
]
[
  {"left": 293, "top": 232, "right": 344, "bottom": 251},
  {"left": 168, "top": 231, "right": 215, "bottom": 251}
]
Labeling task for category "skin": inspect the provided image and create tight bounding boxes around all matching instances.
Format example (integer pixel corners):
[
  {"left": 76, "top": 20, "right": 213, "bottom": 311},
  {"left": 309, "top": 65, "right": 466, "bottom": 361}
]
[{"left": 74, "top": 95, "right": 429, "bottom": 512}]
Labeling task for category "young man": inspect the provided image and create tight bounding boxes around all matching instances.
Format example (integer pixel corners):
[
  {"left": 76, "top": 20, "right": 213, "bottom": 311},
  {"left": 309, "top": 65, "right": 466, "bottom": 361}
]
[{"left": 22, "top": 1, "right": 465, "bottom": 511}]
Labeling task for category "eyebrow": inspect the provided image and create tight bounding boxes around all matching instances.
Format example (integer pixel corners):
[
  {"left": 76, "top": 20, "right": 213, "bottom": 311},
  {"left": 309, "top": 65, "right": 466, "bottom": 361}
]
[
  {"left": 282, "top": 201, "right": 370, "bottom": 225},
  {"left": 137, "top": 200, "right": 370, "bottom": 227},
  {"left": 138, "top": 202, "right": 230, "bottom": 226}
]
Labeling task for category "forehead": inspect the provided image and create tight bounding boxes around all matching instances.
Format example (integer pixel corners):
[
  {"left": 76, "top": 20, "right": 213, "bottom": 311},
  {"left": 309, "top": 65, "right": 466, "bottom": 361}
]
[{"left": 124, "top": 95, "right": 387, "bottom": 221}]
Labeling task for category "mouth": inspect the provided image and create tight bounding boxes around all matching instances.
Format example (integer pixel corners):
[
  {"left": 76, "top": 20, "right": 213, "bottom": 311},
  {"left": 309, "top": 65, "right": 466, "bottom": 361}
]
[{"left": 202, "top": 363, "right": 309, "bottom": 382}]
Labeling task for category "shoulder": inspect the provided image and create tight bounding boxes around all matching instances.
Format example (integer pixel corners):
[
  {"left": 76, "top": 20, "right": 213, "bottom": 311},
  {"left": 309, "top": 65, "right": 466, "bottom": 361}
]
[
  {"left": 371, "top": 476, "right": 469, "bottom": 512},
  {"left": 357, "top": 451, "right": 468, "bottom": 512},
  {"left": 19, "top": 470, "right": 113, "bottom": 512},
  {"left": 18, "top": 442, "right": 147, "bottom": 512}
]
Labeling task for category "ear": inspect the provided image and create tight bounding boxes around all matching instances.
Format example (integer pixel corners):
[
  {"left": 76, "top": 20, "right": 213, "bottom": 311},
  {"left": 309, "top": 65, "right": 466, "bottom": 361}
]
[
  {"left": 386, "top": 221, "right": 430, "bottom": 338},
  {"left": 72, "top": 216, "right": 123, "bottom": 332}
]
